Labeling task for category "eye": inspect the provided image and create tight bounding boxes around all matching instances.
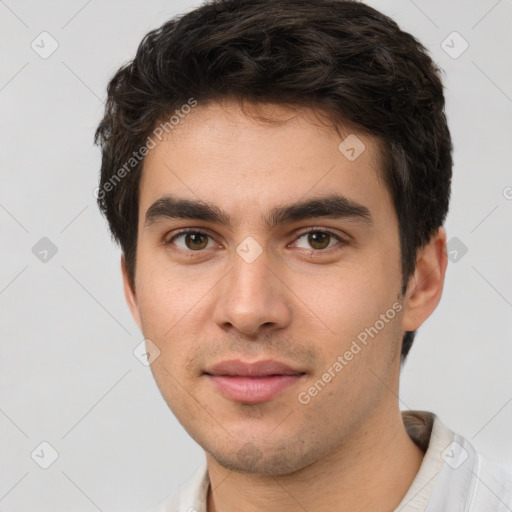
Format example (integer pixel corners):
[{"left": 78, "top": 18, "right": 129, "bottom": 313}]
[
  {"left": 293, "top": 229, "right": 344, "bottom": 250},
  {"left": 166, "top": 230, "right": 217, "bottom": 251}
]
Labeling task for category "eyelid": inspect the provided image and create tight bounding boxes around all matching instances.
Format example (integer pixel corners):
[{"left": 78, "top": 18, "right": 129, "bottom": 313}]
[
  {"left": 290, "top": 226, "right": 348, "bottom": 249},
  {"left": 164, "top": 227, "right": 218, "bottom": 246},
  {"left": 293, "top": 226, "right": 348, "bottom": 240}
]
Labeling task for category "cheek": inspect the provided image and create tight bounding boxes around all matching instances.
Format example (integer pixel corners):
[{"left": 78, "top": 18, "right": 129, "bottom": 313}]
[
  {"left": 134, "top": 264, "right": 194, "bottom": 359},
  {"left": 135, "top": 246, "right": 210, "bottom": 328},
  {"left": 298, "top": 258, "right": 398, "bottom": 333},
  {"left": 295, "top": 254, "right": 403, "bottom": 376},
  {"left": 297, "top": 294, "right": 403, "bottom": 418}
]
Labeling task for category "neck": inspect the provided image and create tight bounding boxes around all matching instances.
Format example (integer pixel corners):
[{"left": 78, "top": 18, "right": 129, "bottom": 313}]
[{"left": 206, "top": 404, "right": 425, "bottom": 512}]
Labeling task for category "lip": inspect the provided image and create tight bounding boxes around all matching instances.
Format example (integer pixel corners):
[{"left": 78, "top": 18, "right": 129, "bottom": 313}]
[{"left": 204, "top": 359, "right": 306, "bottom": 404}]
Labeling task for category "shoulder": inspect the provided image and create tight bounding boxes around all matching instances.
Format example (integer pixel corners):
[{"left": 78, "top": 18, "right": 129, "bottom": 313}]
[
  {"left": 469, "top": 452, "right": 512, "bottom": 511},
  {"left": 401, "top": 411, "right": 512, "bottom": 511},
  {"left": 434, "top": 425, "right": 512, "bottom": 511}
]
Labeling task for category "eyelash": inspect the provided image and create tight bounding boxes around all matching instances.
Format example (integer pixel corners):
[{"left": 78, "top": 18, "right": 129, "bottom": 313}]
[{"left": 164, "top": 227, "right": 347, "bottom": 252}]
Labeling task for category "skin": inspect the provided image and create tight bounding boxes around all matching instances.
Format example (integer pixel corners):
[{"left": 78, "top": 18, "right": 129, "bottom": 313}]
[{"left": 122, "top": 99, "right": 448, "bottom": 512}]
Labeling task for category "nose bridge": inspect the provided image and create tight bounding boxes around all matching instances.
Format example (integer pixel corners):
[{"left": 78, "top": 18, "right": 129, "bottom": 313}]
[
  {"left": 214, "top": 239, "right": 291, "bottom": 335},
  {"left": 227, "top": 241, "right": 276, "bottom": 307}
]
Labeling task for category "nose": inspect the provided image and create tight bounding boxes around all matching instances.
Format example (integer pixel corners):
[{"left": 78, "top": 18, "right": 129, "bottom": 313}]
[{"left": 212, "top": 245, "right": 292, "bottom": 338}]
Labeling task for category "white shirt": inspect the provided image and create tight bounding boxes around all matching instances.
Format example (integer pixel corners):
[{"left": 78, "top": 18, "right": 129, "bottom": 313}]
[{"left": 152, "top": 411, "right": 512, "bottom": 512}]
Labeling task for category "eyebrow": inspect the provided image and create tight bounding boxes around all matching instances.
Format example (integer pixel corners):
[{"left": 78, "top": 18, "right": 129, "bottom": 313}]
[{"left": 144, "top": 193, "right": 372, "bottom": 230}]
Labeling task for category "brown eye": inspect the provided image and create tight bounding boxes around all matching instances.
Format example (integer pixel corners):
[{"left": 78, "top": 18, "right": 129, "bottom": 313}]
[
  {"left": 168, "top": 231, "right": 214, "bottom": 251},
  {"left": 185, "top": 232, "right": 208, "bottom": 250},
  {"left": 295, "top": 230, "right": 341, "bottom": 250},
  {"left": 308, "top": 232, "right": 331, "bottom": 249}
]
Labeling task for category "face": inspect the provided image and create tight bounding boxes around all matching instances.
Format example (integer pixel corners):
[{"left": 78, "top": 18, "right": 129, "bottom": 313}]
[{"left": 123, "top": 100, "right": 411, "bottom": 475}]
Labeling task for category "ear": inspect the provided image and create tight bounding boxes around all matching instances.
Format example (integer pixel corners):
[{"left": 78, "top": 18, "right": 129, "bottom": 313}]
[
  {"left": 121, "top": 255, "right": 142, "bottom": 331},
  {"left": 402, "top": 227, "right": 448, "bottom": 332}
]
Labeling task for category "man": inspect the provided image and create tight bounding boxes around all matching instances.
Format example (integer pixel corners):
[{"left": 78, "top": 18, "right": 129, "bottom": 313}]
[{"left": 94, "top": 0, "right": 512, "bottom": 510}]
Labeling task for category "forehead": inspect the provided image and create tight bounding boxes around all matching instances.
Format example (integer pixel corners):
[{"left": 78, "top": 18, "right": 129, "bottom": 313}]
[{"left": 138, "top": 100, "right": 391, "bottom": 226}]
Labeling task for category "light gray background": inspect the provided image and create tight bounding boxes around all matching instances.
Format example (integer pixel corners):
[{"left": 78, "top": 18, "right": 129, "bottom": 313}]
[{"left": 1, "top": 0, "right": 511, "bottom": 511}]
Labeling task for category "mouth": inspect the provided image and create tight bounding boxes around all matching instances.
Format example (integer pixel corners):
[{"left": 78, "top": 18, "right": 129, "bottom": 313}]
[{"left": 203, "top": 359, "right": 306, "bottom": 404}]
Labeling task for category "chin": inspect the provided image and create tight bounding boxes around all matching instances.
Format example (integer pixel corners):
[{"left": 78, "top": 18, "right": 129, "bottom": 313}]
[{"left": 206, "top": 436, "right": 324, "bottom": 476}]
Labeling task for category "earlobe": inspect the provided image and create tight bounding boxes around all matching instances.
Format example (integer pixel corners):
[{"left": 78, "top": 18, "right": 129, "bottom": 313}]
[
  {"left": 121, "top": 255, "right": 142, "bottom": 330},
  {"left": 401, "top": 227, "right": 448, "bottom": 332}
]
